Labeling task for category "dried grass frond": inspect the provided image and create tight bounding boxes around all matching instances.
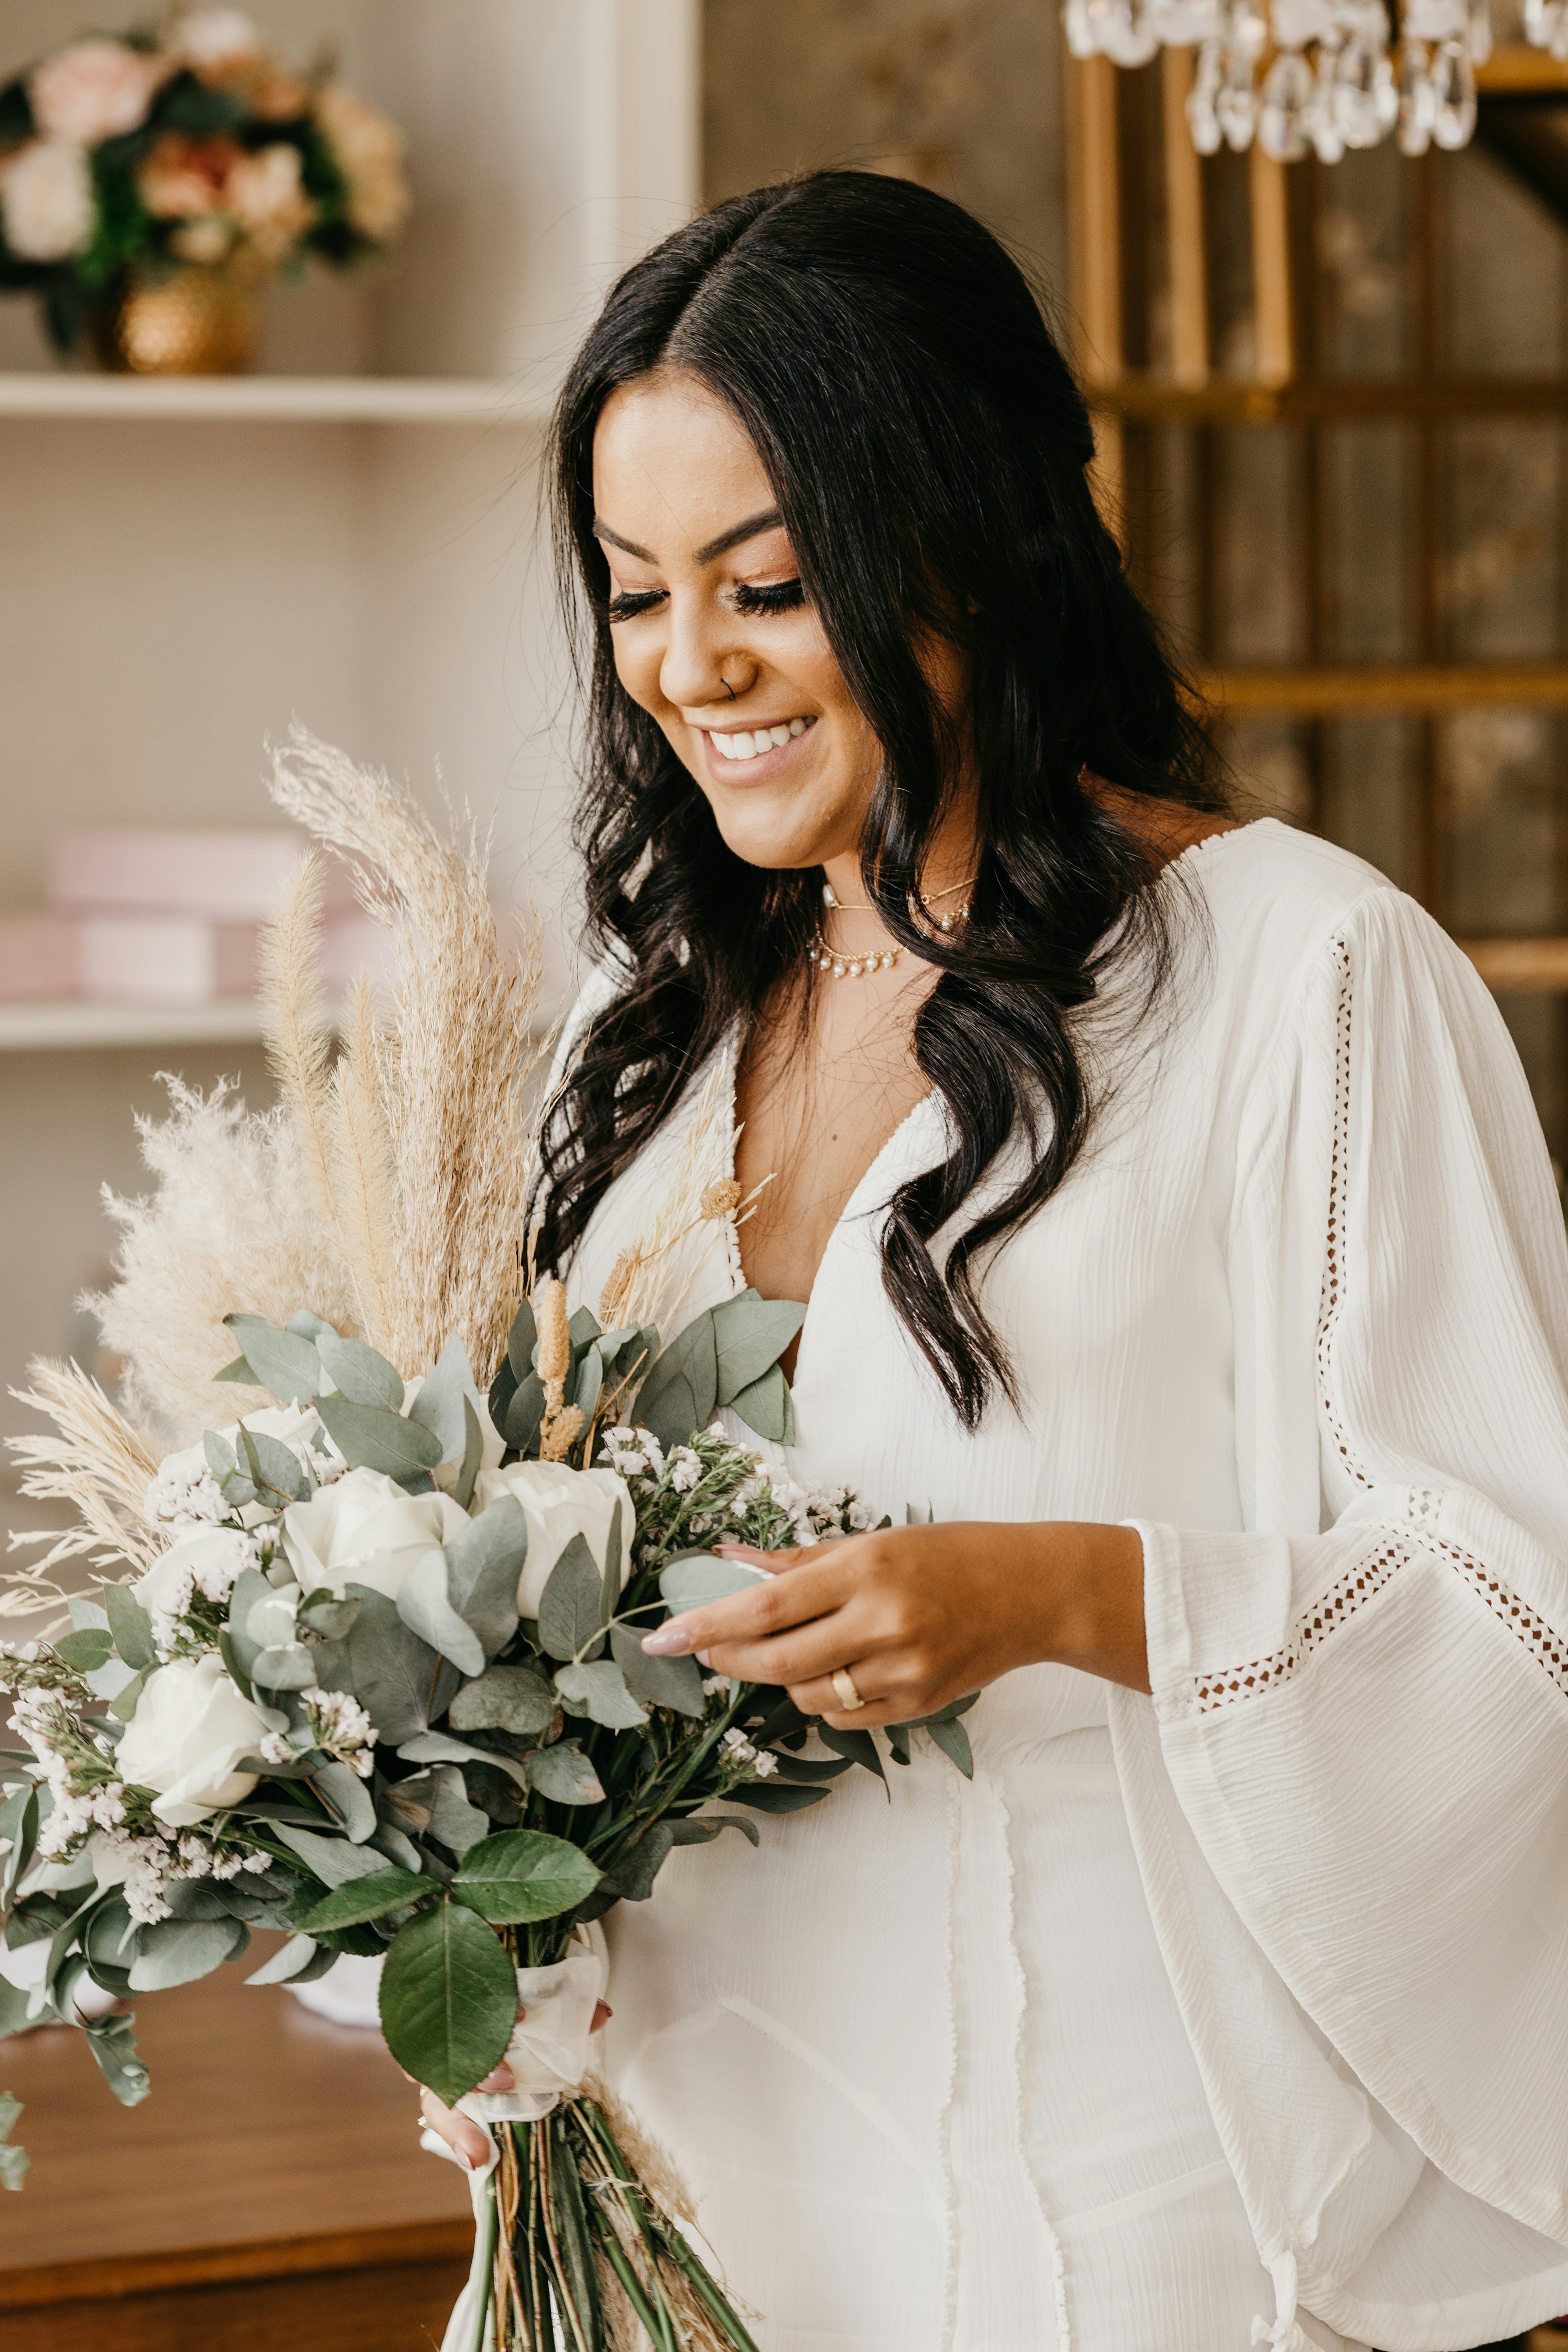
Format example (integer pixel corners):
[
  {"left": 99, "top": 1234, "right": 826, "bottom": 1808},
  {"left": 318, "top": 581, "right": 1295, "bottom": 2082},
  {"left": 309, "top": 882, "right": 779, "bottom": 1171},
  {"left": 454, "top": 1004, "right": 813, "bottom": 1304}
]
[
  {"left": 575, "top": 2082, "right": 757, "bottom": 2352},
  {"left": 87, "top": 1077, "right": 363, "bottom": 1440},
  {"left": 267, "top": 726, "right": 545, "bottom": 1383},
  {"left": 3, "top": 1360, "right": 163, "bottom": 1605},
  {"left": 328, "top": 972, "right": 399, "bottom": 1354},
  {"left": 257, "top": 850, "right": 337, "bottom": 1228}
]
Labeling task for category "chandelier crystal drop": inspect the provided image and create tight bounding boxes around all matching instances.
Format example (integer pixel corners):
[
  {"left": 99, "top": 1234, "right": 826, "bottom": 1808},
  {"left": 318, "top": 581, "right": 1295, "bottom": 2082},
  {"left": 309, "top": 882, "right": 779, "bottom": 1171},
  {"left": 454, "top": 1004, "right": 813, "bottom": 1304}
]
[{"left": 1067, "top": 0, "right": 1503, "bottom": 159}]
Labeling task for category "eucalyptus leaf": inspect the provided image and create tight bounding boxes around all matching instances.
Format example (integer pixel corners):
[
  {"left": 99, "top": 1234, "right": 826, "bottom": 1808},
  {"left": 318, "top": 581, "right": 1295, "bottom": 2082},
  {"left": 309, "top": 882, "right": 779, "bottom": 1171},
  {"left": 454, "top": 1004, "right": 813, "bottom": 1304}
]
[
  {"left": 448, "top": 1660, "right": 555, "bottom": 1737},
  {"left": 658, "top": 1553, "right": 768, "bottom": 1613},
  {"left": 397, "top": 1730, "right": 529, "bottom": 1789},
  {"left": 609, "top": 1624, "right": 704, "bottom": 1718},
  {"left": 84, "top": 2012, "right": 150, "bottom": 2107},
  {"left": 223, "top": 1314, "right": 323, "bottom": 1405},
  {"left": 378, "top": 1899, "right": 517, "bottom": 2106},
  {"left": 566, "top": 1305, "right": 602, "bottom": 1354},
  {"left": 387, "top": 1764, "right": 489, "bottom": 1857},
  {"left": 239, "top": 1427, "right": 309, "bottom": 1506},
  {"left": 406, "top": 1336, "right": 480, "bottom": 1461},
  {"left": 0, "top": 1783, "right": 37, "bottom": 1906},
  {"left": 274, "top": 1823, "right": 391, "bottom": 1888},
  {"left": 572, "top": 1341, "right": 605, "bottom": 1425},
  {"left": 128, "top": 1916, "right": 246, "bottom": 1990},
  {"left": 924, "top": 1716, "right": 975, "bottom": 1779},
  {"left": 505, "top": 1297, "right": 538, "bottom": 1384},
  {"left": 83, "top": 1656, "right": 141, "bottom": 1703},
  {"left": 296, "top": 1868, "right": 428, "bottom": 1932},
  {"left": 317, "top": 1332, "right": 404, "bottom": 1412},
  {"left": 329, "top": 1586, "right": 457, "bottom": 1743},
  {"left": 108, "top": 1670, "right": 147, "bottom": 1723},
  {"left": 100, "top": 1580, "right": 155, "bottom": 1672},
  {"left": 0, "top": 1981, "right": 35, "bottom": 2042},
  {"left": 453, "top": 1396, "right": 484, "bottom": 1512},
  {"left": 728, "top": 1362, "right": 796, "bottom": 1447},
  {"left": 314, "top": 1395, "right": 444, "bottom": 1484},
  {"left": 312, "top": 1757, "right": 377, "bottom": 1843},
  {"left": 214, "top": 1353, "right": 257, "bottom": 1384},
  {"left": 634, "top": 1311, "right": 718, "bottom": 1454},
  {"left": 554, "top": 1657, "right": 647, "bottom": 1730},
  {"left": 599, "top": 1499, "right": 622, "bottom": 1634},
  {"left": 598, "top": 1823, "right": 674, "bottom": 1903},
  {"left": 711, "top": 1289, "right": 807, "bottom": 1406},
  {"left": 226, "top": 1565, "right": 274, "bottom": 1680},
  {"left": 251, "top": 1643, "right": 319, "bottom": 1692},
  {"left": 503, "top": 1371, "right": 546, "bottom": 1455},
  {"left": 288, "top": 1310, "right": 338, "bottom": 1342},
  {"left": 67, "top": 1596, "right": 110, "bottom": 1633},
  {"left": 526, "top": 1740, "right": 604, "bottom": 1806},
  {"left": 818, "top": 1725, "right": 886, "bottom": 1785},
  {"left": 396, "top": 1548, "right": 485, "bottom": 1678},
  {"left": 668, "top": 1815, "right": 760, "bottom": 1850},
  {"left": 245, "top": 1931, "right": 323, "bottom": 1986},
  {"left": 370, "top": 1820, "right": 426, "bottom": 1874},
  {"left": 450, "top": 1829, "right": 601, "bottom": 1924},
  {"left": 297, "top": 1591, "right": 363, "bottom": 1641},
  {"left": 54, "top": 1628, "right": 111, "bottom": 1670},
  {"left": 203, "top": 1430, "right": 239, "bottom": 1482},
  {"left": 219, "top": 1632, "right": 254, "bottom": 1701},
  {"left": 537, "top": 1534, "right": 606, "bottom": 1664},
  {"left": 444, "top": 1497, "right": 527, "bottom": 1659}
]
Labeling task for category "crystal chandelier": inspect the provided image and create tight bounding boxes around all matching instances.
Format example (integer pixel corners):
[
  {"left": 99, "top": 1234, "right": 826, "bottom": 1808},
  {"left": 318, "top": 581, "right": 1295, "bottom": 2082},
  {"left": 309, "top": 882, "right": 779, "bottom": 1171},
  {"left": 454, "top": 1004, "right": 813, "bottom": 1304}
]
[{"left": 1062, "top": 0, "right": 1521, "bottom": 160}]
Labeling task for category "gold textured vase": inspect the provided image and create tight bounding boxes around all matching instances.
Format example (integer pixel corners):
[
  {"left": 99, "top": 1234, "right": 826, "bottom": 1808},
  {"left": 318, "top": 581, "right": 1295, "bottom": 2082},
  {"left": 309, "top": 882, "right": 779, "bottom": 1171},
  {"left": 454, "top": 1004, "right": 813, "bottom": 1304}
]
[{"left": 92, "top": 268, "right": 260, "bottom": 375}]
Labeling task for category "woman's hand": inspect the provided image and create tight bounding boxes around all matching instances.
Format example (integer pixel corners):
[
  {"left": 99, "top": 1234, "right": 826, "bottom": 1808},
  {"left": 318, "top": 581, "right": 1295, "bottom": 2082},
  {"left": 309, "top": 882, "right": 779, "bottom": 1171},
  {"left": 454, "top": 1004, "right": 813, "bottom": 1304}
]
[
  {"left": 415, "top": 1998, "right": 612, "bottom": 2170},
  {"left": 639, "top": 1520, "right": 1150, "bottom": 1727}
]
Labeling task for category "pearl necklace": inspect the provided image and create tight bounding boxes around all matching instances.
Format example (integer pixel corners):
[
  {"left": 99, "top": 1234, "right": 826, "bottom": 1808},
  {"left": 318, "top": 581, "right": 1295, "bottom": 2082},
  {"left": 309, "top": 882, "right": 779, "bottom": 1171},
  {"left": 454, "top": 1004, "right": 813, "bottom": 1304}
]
[{"left": 807, "top": 876, "right": 975, "bottom": 980}]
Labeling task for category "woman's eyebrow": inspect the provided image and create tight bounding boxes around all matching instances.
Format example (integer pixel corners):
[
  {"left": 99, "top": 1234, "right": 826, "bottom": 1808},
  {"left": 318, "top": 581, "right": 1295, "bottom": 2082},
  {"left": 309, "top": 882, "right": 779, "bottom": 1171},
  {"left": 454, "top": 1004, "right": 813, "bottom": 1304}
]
[{"left": 591, "top": 507, "right": 785, "bottom": 567}]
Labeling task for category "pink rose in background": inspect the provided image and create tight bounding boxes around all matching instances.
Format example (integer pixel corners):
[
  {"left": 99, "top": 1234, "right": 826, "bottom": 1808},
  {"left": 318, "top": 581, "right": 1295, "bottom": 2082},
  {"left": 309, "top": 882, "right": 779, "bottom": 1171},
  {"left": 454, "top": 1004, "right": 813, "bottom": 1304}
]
[
  {"left": 28, "top": 38, "right": 168, "bottom": 146},
  {"left": 224, "top": 142, "right": 313, "bottom": 261},
  {"left": 0, "top": 140, "right": 95, "bottom": 262},
  {"left": 138, "top": 132, "right": 241, "bottom": 220},
  {"left": 172, "top": 9, "right": 266, "bottom": 82}
]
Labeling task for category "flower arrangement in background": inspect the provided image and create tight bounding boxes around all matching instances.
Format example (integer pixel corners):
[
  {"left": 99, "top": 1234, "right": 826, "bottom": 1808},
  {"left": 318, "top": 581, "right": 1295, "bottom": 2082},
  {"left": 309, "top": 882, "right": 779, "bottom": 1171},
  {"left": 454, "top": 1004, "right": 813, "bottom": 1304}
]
[
  {"left": 0, "top": 9, "right": 409, "bottom": 368},
  {"left": 0, "top": 729, "right": 975, "bottom": 2349}
]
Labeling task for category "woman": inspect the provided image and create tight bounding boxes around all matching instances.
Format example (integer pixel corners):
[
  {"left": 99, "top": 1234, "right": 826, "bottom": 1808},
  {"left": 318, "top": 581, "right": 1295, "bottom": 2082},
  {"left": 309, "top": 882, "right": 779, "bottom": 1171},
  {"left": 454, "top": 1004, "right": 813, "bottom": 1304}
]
[{"left": 423, "top": 172, "right": 1568, "bottom": 2352}]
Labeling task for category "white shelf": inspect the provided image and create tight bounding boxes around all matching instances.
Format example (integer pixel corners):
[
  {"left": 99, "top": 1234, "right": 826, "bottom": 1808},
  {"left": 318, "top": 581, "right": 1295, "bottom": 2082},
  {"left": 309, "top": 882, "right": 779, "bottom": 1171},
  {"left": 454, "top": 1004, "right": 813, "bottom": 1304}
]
[
  {"left": 0, "top": 999, "right": 265, "bottom": 1052},
  {"left": 0, "top": 375, "right": 549, "bottom": 425}
]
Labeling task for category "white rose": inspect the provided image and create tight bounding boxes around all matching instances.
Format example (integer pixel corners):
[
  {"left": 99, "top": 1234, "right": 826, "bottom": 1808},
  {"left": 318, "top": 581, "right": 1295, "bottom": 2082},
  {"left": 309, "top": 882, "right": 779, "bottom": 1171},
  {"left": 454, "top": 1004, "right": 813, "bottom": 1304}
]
[
  {"left": 0, "top": 140, "right": 95, "bottom": 263},
  {"left": 172, "top": 9, "right": 265, "bottom": 76},
  {"left": 157, "top": 1403, "right": 336, "bottom": 1493},
  {"left": 474, "top": 1462, "right": 634, "bottom": 1620},
  {"left": 282, "top": 1465, "right": 470, "bottom": 1602},
  {"left": 28, "top": 39, "right": 166, "bottom": 145},
  {"left": 116, "top": 1653, "right": 281, "bottom": 1828},
  {"left": 134, "top": 1525, "right": 256, "bottom": 1628}
]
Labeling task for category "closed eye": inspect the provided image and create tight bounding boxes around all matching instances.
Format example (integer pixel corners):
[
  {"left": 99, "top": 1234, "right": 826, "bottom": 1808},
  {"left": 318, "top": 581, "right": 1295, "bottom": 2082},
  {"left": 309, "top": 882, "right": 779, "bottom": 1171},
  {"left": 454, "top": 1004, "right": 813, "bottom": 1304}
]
[
  {"left": 733, "top": 579, "right": 804, "bottom": 615},
  {"left": 606, "top": 587, "right": 667, "bottom": 623}
]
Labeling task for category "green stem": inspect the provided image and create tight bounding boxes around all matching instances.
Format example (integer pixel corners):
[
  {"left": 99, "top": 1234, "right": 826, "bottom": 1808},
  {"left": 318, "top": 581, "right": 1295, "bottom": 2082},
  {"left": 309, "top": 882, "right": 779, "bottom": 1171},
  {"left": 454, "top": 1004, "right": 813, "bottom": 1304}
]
[{"left": 470, "top": 2165, "right": 499, "bottom": 2352}]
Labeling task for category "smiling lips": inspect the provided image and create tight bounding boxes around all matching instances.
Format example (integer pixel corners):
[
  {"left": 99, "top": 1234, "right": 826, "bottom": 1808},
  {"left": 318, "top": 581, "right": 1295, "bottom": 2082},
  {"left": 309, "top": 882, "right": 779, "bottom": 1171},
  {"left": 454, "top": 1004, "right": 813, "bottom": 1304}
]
[{"left": 704, "top": 713, "right": 816, "bottom": 775}]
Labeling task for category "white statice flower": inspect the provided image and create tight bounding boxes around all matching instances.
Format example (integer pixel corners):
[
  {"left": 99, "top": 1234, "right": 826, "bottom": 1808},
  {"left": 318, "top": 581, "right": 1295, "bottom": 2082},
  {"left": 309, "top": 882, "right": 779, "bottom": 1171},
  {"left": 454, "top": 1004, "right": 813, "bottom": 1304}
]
[
  {"left": 668, "top": 1448, "right": 703, "bottom": 1495},
  {"left": 753, "top": 1749, "right": 778, "bottom": 1778},
  {"left": 601, "top": 1426, "right": 649, "bottom": 1478},
  {"left": 282, "top": 1467, "right": 469, "bottom": 1603},
  {"left": 224, "top": 141, "right": 312, "bottom": 263},
  {"left": 144, "top": 1456, "right": 227, "bottom": 1530},
  {"left": 242, "top": 1849, "right": 272, "bottom": 1872},
  {"left": 472, "top": 1459, "right": 634, "bottom": 1620},
  {"left": 28, "top": 38, "right": 166, "bottom": 144},
  {"left": 257, "top": 1730, "right": 293, "bottom": 1766},
  {"left": 0, "top": 140, "right": 95, "bottom": 262},
  {"left": 133, "top": 1525, "right": 260, "bottom": 1656},
  {"left": 701, "top": 1675, "right": 727, "bottom": 1697},
  {"left": 173, "top": 1833, "right": 213, "bottom": 1878},
  {"left": 639, "top": 1430, "right": 666, "bottom": 1479},
  {"left": 302, "top": 1684, "right": 377, "bottom": 1778},
  {"left": 91, "top": 1827, "right": 175, "bottom": 1926},
  {"left": 154, "top": 1405, "right": 345, "bottom": 1516},
  {"left": 720, "top": 1728, "right": 777, "bottom": 1777}
]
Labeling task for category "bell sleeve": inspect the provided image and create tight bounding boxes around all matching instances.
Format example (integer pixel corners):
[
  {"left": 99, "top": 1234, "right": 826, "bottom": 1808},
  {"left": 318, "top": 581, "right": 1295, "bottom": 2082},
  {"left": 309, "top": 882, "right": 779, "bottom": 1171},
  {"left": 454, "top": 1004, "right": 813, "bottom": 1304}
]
[{"left": 1132, "top": 880, "right": 1568, "bottom": 2245}]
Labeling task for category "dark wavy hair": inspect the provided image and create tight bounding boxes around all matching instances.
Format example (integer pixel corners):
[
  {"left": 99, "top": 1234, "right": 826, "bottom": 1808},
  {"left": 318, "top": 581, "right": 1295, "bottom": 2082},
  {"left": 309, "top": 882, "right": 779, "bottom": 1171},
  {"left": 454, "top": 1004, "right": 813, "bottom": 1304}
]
[{"left": 532, "top": 168, "right": 1224, "bottom": 1430}]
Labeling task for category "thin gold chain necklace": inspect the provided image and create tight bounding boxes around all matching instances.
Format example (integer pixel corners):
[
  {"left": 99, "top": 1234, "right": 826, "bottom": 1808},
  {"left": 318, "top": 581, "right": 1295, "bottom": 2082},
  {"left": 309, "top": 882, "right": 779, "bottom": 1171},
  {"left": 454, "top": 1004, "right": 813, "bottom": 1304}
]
[{"left": 807, "top": 874, "right": 977, "bottom": 980}]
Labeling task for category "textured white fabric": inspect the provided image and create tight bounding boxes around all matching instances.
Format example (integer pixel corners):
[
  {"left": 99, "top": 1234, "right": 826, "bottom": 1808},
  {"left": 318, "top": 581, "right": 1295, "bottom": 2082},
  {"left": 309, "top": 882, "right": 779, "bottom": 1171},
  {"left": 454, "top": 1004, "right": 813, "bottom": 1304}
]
[{"left": 552, "top": 818, "right": 1568, "bottom": 2351}]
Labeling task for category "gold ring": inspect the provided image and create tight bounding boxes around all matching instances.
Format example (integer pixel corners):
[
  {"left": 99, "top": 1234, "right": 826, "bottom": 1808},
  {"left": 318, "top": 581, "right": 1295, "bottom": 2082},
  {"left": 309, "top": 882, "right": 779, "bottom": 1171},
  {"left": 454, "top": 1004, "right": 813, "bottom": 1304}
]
[{"left": 831, "top": 1666, "right": 867, "bottom": 1711}]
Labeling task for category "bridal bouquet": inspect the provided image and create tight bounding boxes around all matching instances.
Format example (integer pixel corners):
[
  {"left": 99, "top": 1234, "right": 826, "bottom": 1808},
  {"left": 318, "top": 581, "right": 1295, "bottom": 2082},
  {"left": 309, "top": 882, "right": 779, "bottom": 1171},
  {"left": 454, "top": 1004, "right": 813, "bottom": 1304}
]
[{"left": 0, "top": 732, "right": 974, "bottom": 2352}]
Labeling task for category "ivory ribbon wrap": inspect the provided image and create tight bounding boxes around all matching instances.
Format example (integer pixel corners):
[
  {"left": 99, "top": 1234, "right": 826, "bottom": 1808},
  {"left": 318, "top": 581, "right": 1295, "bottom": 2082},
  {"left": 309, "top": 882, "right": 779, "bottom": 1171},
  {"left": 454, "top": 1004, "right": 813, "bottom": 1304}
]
[{"left": 422, "top": 1929, "right": 608, "bottom": 2352}]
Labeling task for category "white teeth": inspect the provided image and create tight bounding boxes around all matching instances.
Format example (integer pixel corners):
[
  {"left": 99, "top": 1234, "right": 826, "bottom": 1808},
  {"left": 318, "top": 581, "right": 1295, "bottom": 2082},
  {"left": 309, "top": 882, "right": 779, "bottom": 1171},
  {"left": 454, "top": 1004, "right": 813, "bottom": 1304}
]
[{"left": 711, "top": 717, "right": 813, "bottom": 761}]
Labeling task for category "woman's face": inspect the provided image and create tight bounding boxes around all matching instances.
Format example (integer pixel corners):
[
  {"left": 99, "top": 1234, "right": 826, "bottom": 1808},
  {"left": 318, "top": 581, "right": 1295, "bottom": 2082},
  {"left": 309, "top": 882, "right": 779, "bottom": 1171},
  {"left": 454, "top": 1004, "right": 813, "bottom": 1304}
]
[{"left": 590, "top": 370, "right": 882, "bottom": 873}]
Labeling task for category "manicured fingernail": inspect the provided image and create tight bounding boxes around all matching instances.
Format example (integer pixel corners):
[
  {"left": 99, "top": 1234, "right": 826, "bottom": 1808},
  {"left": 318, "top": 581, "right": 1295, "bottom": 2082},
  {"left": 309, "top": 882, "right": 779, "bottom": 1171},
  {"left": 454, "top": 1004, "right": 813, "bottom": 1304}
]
[
  {"left": 458, "top": 2149, "right": 475, "bottom": 2171},
  {"left": 480, "top": 2065, "right": 514, "bottom": 2091},
  {"left": 642, "top": 1624, "right": 694, "bottom": 1655},
  {"left": 695, "top": 1650, "right": 712, "bottom": 1668}
]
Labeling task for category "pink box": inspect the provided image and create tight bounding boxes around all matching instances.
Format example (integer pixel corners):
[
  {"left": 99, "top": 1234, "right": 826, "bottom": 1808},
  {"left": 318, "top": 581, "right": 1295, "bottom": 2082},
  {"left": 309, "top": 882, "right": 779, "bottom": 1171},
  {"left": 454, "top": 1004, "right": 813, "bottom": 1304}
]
[
  {"left": 73, "top": 910, "right": 394, "bottom": 1006},
  {"left": 0, "top": 915, "right": 80, "bottom": 1000},
  {"left": 49, "top": 830, "right": 360, "bottom": 924}
]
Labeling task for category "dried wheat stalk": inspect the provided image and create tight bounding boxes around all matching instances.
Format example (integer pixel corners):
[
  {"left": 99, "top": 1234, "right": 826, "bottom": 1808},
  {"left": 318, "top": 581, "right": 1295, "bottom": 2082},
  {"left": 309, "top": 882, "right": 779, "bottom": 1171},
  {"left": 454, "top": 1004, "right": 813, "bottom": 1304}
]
[
  {"left": 3, "top": 1361, "right": 164, "bottom": 1610},
  {"left": 257, "top": 850, "right": 337, "bottom": 1229},
  {"left": 266, "top": 726, "right": 544, "bottom": 1384},
  {"left": 328, "top": 971, "right": 399, "bottom": 1354}
]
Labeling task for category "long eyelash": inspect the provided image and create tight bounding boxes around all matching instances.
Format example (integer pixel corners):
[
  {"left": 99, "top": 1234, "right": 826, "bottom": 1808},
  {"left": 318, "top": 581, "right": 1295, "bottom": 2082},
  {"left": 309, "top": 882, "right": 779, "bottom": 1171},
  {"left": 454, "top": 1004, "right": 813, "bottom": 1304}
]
[
  {"left": 605, "top": 588, "right": 666, "bottom": 623},
  {"left": 734, "top": 579, "right": 805, "bottom": 615}
]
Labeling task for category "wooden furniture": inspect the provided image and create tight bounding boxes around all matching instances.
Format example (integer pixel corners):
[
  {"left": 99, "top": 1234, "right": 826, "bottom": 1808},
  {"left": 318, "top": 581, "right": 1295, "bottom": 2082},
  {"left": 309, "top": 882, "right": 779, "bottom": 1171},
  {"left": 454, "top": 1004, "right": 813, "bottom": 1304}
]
[
  {"left": 0, "top": 1945, "right": 473, "bottom": 2349},
  {"left": 1064, "top": 40, "right": 1568, "bottom": 1002}
]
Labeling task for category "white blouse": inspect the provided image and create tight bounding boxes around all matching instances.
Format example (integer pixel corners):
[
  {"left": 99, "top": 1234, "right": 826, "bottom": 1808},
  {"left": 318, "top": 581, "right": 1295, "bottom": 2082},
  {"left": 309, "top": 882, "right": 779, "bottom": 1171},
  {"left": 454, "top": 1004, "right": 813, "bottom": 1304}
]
[{"left": 558, "top": 819, "right": 1568, "bottom": 2352}]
